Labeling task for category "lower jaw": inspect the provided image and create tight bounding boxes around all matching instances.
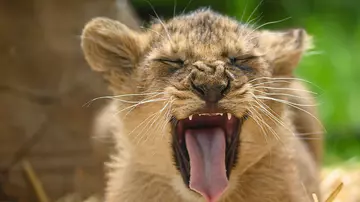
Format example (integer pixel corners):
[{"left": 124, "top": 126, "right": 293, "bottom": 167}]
[{"left": 172, "top": 122, "right": 242, "bottom": 192}]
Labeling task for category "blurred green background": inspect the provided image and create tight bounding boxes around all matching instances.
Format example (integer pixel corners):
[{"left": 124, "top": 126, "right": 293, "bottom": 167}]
[{"left": 131, "top": 0, "right": 360, "bottom": 165}]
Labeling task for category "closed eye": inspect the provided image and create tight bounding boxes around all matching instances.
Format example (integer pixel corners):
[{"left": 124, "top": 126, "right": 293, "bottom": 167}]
[
  {"left": 153, "top": 58, "right": 184, "bottom": 67},
  {"left": 229, "top": 55, "right": 258, "bottom": 71},
  {"left": 229, "top": 55, "right": 259, "bottom": 64}
]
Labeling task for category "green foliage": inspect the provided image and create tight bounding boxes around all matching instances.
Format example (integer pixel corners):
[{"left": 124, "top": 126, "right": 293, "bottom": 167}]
[{"left": 131, "top": 0, "right": 360, "bottom": 163}]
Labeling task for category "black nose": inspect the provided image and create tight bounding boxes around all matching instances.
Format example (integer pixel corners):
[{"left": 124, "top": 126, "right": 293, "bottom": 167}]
[{"left": 191, "top": 81, "right": 229, "bottom": 103}]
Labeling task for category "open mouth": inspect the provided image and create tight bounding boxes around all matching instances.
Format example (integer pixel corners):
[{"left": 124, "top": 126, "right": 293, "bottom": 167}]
[{"left": 171, "top": 112, "right": 247, "bottom": 202}]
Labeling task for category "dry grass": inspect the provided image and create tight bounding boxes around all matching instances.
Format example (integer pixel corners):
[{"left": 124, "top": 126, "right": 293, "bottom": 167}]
[{"left": 320, "top": 165, "right": 360, "bottom": 202}]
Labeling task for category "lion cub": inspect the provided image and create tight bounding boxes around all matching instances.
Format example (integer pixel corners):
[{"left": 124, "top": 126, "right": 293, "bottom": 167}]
[{"left": 81, "top": 8, "right": 323, "bottom": 202}]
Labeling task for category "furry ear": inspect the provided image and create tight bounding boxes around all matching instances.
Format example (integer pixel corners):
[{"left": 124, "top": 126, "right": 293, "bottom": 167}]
[
  {"left": 259, "top": 29, "right": 312, "bottom": 76},
  {"left": 81, "top": 17, "right": 146, "bottom": 92},
  {"left": 81, "top": 17, "right": 144, "bottom": 72}
]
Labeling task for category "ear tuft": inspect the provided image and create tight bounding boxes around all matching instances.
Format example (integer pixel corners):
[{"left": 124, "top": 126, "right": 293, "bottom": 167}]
[
  {"left": 81, "top": 17, "right": 142, "bottom": 73},
  {"left": 259, "top": 28, "right": 313, "bottom": 76}
]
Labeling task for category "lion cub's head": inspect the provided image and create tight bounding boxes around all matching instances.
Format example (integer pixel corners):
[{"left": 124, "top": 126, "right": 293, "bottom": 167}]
[{"left": 81, "top": 8, "right": 311, "bottom": 202}]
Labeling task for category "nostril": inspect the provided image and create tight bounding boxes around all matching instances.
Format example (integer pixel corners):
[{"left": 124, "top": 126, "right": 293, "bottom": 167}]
[
  {"left": 206, "top": 88, "right": 222, "bottom": 103},
  {"left": 190, "top": 80, "right": 206, "bottom": 96},
  {"left": 206, "top": 84, "right": 227, "bottom": 103},
  {"left": 221, "top": 80, "right": 231, "bottom": 95},
  {"left": 191, "top": 81, "right": 229, "bottom": 103}
]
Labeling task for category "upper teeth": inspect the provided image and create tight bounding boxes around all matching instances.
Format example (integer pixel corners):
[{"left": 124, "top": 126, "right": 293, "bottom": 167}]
[
  {"left": 187, "top": 113, "right": 233, "bottom": 120},
  {"left": 198, "top": 113, "right": 223, "bottom": 116}
]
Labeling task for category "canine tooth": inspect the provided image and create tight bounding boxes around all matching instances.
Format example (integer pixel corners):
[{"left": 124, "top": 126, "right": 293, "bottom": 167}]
[
  {"left": 189, "top": 115, "right": 193, "bottom": 120},
  {"left": 220, "top": 113, "right": 223, "bottom": 116},
  {"left": 227, "top": 113, "right": 232, "bottom": 120}
]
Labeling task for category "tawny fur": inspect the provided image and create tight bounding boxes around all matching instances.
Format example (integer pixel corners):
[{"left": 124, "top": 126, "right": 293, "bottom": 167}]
[{"left": 81, "top": 9, "right": 323, "bottom": 202}]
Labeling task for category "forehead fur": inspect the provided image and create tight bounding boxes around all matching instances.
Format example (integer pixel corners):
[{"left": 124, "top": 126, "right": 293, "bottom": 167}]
[
  {"left": 148, "top": 9, "right": 258, "bottom": 59},
  {"left": 81, "top": 7, "right": 312, "bottom": 94}
]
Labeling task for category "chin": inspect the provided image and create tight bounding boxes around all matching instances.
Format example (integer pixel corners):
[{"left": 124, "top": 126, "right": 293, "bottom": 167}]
[{"left": 170, "top": 110, "right": 248, "bottom": 202}]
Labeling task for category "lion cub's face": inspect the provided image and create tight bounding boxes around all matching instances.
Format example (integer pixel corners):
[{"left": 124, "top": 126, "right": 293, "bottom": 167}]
[{"left": 82, "top": 9, "right": 311, "bottom": 202}]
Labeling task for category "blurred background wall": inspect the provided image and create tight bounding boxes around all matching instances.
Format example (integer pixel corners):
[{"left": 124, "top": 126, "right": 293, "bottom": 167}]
[
  {"left": 0, "top": 0, "right": 139, "bottom": 201},
  {"left": 0, "top": 0, "right": 359, "bottom": 201}
]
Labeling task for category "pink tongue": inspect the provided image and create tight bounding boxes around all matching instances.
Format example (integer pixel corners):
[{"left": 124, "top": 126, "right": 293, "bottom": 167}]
[{"left": 185, "top": 128, "right": 228, "bottom": 202}]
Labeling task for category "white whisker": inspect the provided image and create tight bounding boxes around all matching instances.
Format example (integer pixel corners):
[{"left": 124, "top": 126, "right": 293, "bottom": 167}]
[
  {"left": 254, "top": 95, "right": 324, "bottom": 130},
  {"left": 173, "top": 0, "right": 177, "bottom": 17},
  {"left": 297, "top": 131, "right": 324, "bottom": 136},
  {"left": 147, "top": 28, "right": 172, "bottom": 42},
  {"left": 132, "top": 98, "right": 171, "bottom": 144},
  {"left": 255, "top": 95, "right": 319, "bottom": 107},
  {"left": 113, "top": 98, "right": 167, "bottom": 117},
  {"left": 295, "top": 137, "right": 322, "bottom": 140},
  {"left": 83, "top": 92, "right": 165, "bottom": 107},
  {"left": 251, "top": 80, "right": 293, "bottom": 86},
  {"left": 253, "top": 90, "right": 314, "bottom": 100},
  {"left": 250, "top": 93, "right": 295, "bottom": 137},
  {"left": 140, "top": 100, "right": 171, "bottom": 141},
  {"left": 124, "top": 93, "right": 167, "bottom": 118},
  {"left": 245, "top": 0, "right": 263, "bottom": 26},
  {"left": 248, "top": 76, "right": 271, "bottom": 83},
  {"left": 251, "top": 104, "right": 283, "bottom": 141},
  {"left": 304, "top": 50, "right": 325, "bottom": 57},
  {"left": 136, "top": 112, "right": 163, "bottom": 144},
  {"left": 131, "top": 111, "right": 162, "bottom": 143},
  {"left": 253, "top": 17, "right": 291, "bottom": 31},
  {"left": 239, "top": 1, "right": 248, "bottom": 23},
  {"left": 249, "top": 76, "right": 322, "bottom": 90},
  {"left": 248, "top": 14, "right": 263, "bottom": 26},
  {"left": 182, "top": 0, "right": 193, "bottom": 14},
  {"left": 248, "top": 107, "right": 269, "bottom": 143},
  {"left": 254, "top": 86, "right": 318, "bottom": 95},
  {"left": 145, "top": 0, "right": 173, "bottom": 44}
]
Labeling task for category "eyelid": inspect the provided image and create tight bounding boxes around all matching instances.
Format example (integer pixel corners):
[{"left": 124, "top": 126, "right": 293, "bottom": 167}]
[
  {"left": 153, "top": 58, "right": 184, "bottom": 65},
  {"left": 234, "top": 54, "right": 259, "bottom": 61},
  {"left": 229, "top": 55, "right": 257, "bottom": 72}
]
